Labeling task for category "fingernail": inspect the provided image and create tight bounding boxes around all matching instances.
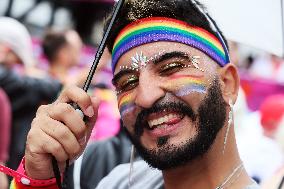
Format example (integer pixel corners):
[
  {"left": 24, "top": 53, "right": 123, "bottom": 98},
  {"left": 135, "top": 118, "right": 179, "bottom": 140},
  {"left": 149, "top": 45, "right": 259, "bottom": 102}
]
[
  {"left": 85, "top": 106, "right": 94, "bottom": 117},
  {"left": 79, "top": 135, "right": 87, "bottom": 146}
]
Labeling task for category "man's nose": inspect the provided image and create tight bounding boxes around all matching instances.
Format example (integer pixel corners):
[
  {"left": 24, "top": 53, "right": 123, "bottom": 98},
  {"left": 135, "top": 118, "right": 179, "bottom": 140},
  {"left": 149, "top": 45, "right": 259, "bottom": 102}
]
[{"left": 134, "top": 71, "right": 165, "bottom": 109}]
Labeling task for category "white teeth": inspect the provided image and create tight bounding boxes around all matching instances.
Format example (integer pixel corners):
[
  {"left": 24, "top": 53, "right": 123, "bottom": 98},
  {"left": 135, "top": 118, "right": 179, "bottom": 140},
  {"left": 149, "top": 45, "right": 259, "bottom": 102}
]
[{"left": 148, "top": 113, "right": 181, "bottom": 128}]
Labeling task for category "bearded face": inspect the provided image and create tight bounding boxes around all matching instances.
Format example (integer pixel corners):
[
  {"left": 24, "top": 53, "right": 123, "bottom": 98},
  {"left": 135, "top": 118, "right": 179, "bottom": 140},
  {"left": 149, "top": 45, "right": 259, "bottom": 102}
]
[{"left": 113, "top": 42, "right": 228, "bottom": 170}]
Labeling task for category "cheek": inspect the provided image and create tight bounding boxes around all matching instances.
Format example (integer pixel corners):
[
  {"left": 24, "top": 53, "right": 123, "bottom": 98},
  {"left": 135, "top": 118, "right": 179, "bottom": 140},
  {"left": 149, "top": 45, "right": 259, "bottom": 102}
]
[
  {"left": 163, "top": 74, "right": 208, "bottom": 97},
  {"left": 117, "top": 92, "right": 136, "bottom": 119}
]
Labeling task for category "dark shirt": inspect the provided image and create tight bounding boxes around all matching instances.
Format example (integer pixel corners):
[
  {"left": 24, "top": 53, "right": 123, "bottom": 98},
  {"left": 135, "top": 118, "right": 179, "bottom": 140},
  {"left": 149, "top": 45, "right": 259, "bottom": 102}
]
[{"left": 0, "top": 65, "right": 62, "bottom": 170}]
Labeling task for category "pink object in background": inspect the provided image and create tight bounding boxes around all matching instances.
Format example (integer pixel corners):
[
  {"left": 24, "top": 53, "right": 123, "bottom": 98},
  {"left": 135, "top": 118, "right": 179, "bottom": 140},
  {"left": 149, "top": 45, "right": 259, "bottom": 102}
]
[
  {"left": 241, "top": 76, "right": 284, "bottom": 111},
  {"left": 89, "top": 89, "right": 120, "bottom": 141},
  {"left": 0, "top": 89, "right": 11, "bottom": 163}
]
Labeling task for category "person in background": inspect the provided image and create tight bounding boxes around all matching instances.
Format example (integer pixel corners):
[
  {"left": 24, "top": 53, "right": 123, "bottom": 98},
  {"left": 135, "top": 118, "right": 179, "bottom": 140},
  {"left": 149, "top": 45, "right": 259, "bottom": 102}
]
[
  {"left": 0, "top": 18, "right": 63, "bottom": 170},
  {"left": 0, "top": 17, "right": 44, "bottom": 78},
  {"left": 42, "top": 29, "right": 83, "bottom": 85},
  {"left": 0, "top": 17, "right": 34, "bottom": 69}
]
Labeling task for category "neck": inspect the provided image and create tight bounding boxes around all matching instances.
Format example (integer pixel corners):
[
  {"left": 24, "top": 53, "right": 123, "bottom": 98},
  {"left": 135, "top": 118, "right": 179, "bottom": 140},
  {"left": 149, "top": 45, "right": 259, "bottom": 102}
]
[
  {"left": 49, "top": 62, "right": 69, "bottom": 81},
  {"left": 162, "top": 127, "right": 253, "bottom": 189}
]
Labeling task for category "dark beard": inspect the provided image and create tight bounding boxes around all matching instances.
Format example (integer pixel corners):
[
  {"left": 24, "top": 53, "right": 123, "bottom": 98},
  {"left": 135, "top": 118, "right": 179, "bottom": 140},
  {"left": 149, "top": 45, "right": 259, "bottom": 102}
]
[{"left": 124, "top": 78, "right": 227, "bottom": 170}]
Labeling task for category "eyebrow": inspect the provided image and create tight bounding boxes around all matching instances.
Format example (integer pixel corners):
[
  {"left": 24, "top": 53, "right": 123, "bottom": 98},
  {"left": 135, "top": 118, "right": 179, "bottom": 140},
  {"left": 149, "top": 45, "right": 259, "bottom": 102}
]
[
  {"left": 112, "top": 69, "right": 136, "bottom": 86},
  {"left": 153, "top": 51, "right": 191, "bottom": 65},
  {"left": 112, "top": 51, "right": 191, "bottom": 85}
]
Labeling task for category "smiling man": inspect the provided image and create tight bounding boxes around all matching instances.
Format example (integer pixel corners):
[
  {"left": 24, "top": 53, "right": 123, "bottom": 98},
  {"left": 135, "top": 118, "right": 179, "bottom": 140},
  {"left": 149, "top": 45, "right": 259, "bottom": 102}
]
[{"left": 8, "top": 0, "right": 260, "bottom": 189}]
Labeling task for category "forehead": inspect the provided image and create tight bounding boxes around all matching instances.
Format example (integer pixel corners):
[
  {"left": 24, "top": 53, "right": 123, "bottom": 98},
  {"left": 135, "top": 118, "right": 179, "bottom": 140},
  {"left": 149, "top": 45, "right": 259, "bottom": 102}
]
[{"left": 113, "top": 41, "right": 217, "bottom": 74}]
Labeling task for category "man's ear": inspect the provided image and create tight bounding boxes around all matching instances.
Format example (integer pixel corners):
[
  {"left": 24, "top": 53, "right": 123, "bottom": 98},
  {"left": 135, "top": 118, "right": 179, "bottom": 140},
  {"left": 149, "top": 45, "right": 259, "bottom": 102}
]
[{"left": 219, "top": 64, "right": 240, "bottom": 105}]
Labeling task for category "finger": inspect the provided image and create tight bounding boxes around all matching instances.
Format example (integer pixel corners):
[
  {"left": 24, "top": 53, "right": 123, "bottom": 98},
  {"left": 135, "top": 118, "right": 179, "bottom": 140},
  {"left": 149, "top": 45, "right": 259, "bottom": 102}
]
[
  {"left": 85, "top": 96, "right": 101, "bottom": 129},
  {"left": 41, "top": 133, "right": 69, "bottom": 163},
  {"left": 36, "top": 116, "right": 82, "bottom": 159},
  {"left": 57, "top": 86, "right": 94, "bottom": 117},
  {"left": 36, "top": 105, "right": 49, "bottom": 117},
  {"left": 26, "top": 127, "right": 69, "bottom": 166},
  {"left": 48, "top": 102, "right": 86, "bottom": 140}
]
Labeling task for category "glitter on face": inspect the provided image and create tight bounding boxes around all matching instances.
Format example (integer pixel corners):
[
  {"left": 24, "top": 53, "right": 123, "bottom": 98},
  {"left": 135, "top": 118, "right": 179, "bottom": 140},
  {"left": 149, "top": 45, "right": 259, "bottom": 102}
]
[
  {"left": 119, "top": 50, "right": 166, "bottom": 72},
  {"left": 118, "top": 92, "right": 136, "bottom": 116},
  {"left": 131, "top": 51, "right": 148, "bottom": 69},
  {"left": 165, "top": 74, "right": 207, "bottom": 97},
  {"left": 190, "top": 56, "right": 204, "bottom": 72}
]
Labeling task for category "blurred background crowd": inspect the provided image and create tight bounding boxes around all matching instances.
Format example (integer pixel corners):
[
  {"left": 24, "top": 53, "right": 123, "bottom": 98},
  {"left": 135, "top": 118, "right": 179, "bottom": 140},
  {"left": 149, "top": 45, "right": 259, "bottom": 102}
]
[{"left": 0, "top": 0, "right": 283, "bottom": 189}]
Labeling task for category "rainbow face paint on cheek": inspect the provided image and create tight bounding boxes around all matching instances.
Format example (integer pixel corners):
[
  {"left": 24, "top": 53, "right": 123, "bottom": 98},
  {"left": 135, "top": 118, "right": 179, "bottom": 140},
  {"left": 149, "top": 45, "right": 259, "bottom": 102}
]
[
  {"left": 166, "top": 74, "right": 207, "bottom": 97},
  {"left": 118, "top": 92, "right": 136, "bottom": 116}
]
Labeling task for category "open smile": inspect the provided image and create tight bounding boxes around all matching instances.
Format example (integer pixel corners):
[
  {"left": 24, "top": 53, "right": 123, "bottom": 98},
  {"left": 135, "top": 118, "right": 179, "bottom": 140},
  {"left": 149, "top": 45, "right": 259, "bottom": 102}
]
[{"left": 145, "top": 110, "right": 185, "bottom": 137}]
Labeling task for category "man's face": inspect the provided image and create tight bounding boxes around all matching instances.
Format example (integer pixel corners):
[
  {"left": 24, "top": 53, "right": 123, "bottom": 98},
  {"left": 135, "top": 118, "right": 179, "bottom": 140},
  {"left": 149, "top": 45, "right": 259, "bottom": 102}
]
[{"left": 113, "top": 42, "right": 227, "bottom": 170}]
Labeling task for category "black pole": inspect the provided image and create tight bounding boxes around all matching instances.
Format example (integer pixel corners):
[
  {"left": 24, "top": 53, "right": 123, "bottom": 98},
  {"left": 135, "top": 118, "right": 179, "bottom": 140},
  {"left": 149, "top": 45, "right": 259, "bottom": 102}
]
[
  {"left": 51, "top": 1, "right": 125, "bottom": 188},
  {"left": 82, "top": 0, "right": 125, "bottom": 92},
  {"left": 4, "top": 0, "right": 14, "bottom": 17}
]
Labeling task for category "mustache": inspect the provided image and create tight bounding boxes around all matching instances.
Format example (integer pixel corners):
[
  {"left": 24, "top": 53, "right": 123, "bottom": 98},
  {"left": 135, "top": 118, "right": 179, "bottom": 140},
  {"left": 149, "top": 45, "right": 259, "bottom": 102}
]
[{"left": 134, "top": 102, "right": 197, "bottom": 137}]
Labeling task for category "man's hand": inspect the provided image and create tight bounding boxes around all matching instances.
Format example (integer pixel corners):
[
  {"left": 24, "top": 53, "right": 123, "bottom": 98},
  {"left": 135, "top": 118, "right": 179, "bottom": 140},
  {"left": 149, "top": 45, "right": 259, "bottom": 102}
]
[{"left": 25, "top": 86, "right": 100, "bottom": 180}]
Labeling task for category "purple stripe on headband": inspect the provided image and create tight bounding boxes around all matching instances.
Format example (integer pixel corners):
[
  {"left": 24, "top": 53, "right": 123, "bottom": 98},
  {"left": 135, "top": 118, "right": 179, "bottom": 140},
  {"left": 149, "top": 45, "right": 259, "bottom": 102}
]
[{"left": 112, "top": 33, "right": 227, "bottom": 72}]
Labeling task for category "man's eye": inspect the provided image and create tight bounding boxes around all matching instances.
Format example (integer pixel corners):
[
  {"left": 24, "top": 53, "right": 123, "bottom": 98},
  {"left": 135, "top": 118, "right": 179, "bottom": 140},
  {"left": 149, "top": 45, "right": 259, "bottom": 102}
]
[
  {"left": 160, "top": 62, "right": 184, "bottom": 75},
  {"left": 118, "top": 75, "right": 139, "bottom": 92}
]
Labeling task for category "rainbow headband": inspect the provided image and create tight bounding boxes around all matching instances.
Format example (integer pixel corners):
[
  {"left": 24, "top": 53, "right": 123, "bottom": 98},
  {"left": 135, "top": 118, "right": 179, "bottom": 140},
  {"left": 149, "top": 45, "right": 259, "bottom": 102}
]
[{"left": 112, "top": 17, "right": 230, "bottom": 72}]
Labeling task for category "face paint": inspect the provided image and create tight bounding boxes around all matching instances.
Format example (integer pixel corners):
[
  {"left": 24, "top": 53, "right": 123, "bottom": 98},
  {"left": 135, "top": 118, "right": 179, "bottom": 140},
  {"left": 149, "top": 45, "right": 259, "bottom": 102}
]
[
  {"left": 118, "top": 92, "right": 136, "bottom": 117},
  {"left": 165, "top": 74, "right": 207, "bottom": 97}
]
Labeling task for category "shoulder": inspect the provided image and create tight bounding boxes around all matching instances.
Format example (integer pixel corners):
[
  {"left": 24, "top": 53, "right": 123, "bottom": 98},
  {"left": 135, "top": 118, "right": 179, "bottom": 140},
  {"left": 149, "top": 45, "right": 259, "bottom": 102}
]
[
  {"left": 245, "top": 183, "right": 261, "bottom": 189},
  {"left": 96, "top": 160, "right": 163, "bottom": 189}
]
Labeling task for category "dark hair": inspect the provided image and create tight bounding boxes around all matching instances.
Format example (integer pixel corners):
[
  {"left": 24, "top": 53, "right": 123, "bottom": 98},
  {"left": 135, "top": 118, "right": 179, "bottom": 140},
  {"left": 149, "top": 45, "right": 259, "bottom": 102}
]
[
  {"left": 42, "top": 31, "right": 68, "bottom": 62},
  {"left": 105, "top": 0, "right": 228, "bottom": 53}
]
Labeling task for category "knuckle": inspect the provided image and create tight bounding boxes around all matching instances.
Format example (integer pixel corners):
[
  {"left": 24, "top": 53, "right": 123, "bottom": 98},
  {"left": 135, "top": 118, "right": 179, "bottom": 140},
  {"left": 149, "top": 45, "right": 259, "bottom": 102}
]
[
  {"left": 52, "top": 142, "right": 62, "bottom": 153},
  {"left": 61, "top": 103, "right": 75, "bottom": 115},
  {"left": 56, "top": 125, "right": 69, "bottom": 140},
  {"left": 31, "top": 117, "right": 40, "bottom": 128},
  {"left": 27, "top": 129, "right": 35, "bottom": 141},
  {"left": 76, "top": 128, "right": 86, "bottom": 139},
  {"left": 36, "top": 105, "right": 49, "bottom": 115},
  {"left": 73, "top": 122, "right": 86, "bottom": 136},
  {"left": 26, "top": 130, "right": 41, "bottom": 154}
]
